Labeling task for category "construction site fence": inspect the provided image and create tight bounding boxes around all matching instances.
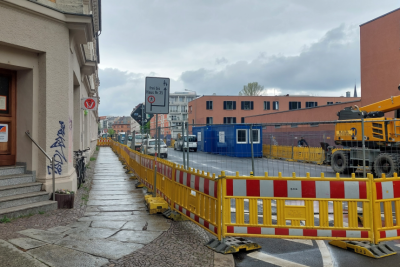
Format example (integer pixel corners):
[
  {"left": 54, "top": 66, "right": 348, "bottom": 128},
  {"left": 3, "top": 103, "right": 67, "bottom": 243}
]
[
  {"left": 97, "top": 137, "right": 111, "bottom": 147},
  {"left": 263, "top": 145, "right": 325, "bottom": 164},
  {"left": 105, "top": 139, "right": 400, "bottom": 246}
]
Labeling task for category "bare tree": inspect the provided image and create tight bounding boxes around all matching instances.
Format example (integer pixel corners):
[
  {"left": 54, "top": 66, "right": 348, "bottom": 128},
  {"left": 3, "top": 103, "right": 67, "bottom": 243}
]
[{"left": 239, "top": 82, "right": 265, "bottom": 96}]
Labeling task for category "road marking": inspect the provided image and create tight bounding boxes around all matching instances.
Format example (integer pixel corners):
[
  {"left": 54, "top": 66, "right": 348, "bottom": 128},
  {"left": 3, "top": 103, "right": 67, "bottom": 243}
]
[
  {"left": 283, "top": 239, "right": 313, "bottom": 246},
  {"left": 316, "top": 240, "right": 333, "bottom": 267},
  {"left": 248, "top": 251, "right": 309, "bottom": 267}
]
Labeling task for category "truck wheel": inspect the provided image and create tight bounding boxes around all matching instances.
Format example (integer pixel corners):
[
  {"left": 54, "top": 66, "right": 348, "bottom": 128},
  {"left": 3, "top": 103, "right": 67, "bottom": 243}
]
[
  {"left": 331, "top": 150, "right": 349, "bottom": 173},
  {"left": 374, "top": 153, "right": 398, "bottom": 178}
]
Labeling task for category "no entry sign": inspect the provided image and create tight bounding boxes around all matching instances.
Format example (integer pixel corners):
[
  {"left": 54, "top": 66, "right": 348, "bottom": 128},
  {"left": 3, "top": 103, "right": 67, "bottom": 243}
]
[
  {"left": 81, "top": 97, "right": 98, "bottom": 110},
  {"left": 145, "top": 77, "right": 170, "bottom": 114}
]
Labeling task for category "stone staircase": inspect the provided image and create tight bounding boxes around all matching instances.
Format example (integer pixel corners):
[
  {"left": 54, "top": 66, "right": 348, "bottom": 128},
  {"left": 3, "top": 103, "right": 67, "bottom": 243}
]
[{"left": 0, "top": 165, "right": 57, "bottom": 219}]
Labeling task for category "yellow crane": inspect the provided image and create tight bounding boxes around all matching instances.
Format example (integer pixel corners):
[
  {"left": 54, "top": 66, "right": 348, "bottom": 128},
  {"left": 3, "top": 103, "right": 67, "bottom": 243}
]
[{"left": 329, "top": 93, "right": 400, "bottom": 177}]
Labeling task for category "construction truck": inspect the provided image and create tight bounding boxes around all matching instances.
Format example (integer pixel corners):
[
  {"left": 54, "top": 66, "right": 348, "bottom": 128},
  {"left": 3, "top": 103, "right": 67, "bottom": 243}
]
[{"left": 327, "top": 92, "right": 400, "bottom": 177}]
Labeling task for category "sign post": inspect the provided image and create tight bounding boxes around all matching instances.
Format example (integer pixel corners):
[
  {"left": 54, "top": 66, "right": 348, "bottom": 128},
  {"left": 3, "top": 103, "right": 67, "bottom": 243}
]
[{"left": 145, "top": 77, "right": 170, "bottom": 199}]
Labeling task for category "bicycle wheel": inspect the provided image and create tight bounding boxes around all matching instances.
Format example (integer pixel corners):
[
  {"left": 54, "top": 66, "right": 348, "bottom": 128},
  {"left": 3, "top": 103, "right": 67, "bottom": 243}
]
[
  {"left": 76, "top": 163, "right": 82, "bottom": 189},
  {"left": 81, "top": 163, "right": 86, "bottom": 184}
]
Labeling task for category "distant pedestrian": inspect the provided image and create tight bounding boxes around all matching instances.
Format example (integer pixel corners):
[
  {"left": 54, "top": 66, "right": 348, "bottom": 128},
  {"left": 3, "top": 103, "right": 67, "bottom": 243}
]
[{"left": 298, "top": 136, "right": 309, "bottom": 147}]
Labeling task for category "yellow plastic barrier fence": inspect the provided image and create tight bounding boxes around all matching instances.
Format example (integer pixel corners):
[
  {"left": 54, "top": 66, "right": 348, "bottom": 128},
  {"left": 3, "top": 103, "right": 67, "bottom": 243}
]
[
  {"left": 171, "top": 165, "right": 221, "bottom": 238},
  {"left": 97, "top": 137, "right": 111, "bottom": 147},
  {"left": 372, "top": 173, "right": 400, "bottom": 243},
  {"left": 263, "top": 145, "right": 325, "bottom": 164},
  {"left": 107, "top": 140, "right": 399, "bottom": 257},
  {"left": 221, "top": 172, "right": 373, "bottom": 243}
]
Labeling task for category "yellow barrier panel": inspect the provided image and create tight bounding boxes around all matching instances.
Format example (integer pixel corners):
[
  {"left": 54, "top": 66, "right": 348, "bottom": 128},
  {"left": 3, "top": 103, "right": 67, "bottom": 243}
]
[
  {"left": 155, "top": 158, "right": 174, "bottom": 207},
  {"left": 221, "top": 172, "right": 373, "bottom": 243},
  {"left": 263, "top": 145, "right": 325, "bottom": 164},
  {"left": 372, "top": 173, "right": 400, "bottom": 244},
  {"left": 171, "top": 165, "right": 221, "bottom": 239}
]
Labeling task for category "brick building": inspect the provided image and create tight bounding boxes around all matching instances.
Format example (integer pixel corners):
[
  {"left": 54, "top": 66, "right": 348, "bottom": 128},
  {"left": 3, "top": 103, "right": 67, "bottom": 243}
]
[
  {"left": 112, "top": 116, "right": 131, "bottom": 134},
  {"left": 188, "top": 95, "right": 359, "bottom": 126}
]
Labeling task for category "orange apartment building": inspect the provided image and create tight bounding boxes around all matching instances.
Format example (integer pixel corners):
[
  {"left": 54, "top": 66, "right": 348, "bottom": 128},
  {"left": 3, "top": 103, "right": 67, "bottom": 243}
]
[
  {"left": 188, "top": 95, "right": 360, "bottom": 125},
  {"left": 112, "top": 116, "right": 131, "bottom": 134},
  {"left": 150, "top": 114, "right": 171, "bottom": 138}
]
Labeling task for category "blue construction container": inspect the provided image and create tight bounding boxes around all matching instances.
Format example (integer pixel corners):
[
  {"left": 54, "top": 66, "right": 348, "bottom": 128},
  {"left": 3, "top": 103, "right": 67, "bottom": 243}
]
[{"left": 193, "top": 124, "right": 262, "bottom": 157}]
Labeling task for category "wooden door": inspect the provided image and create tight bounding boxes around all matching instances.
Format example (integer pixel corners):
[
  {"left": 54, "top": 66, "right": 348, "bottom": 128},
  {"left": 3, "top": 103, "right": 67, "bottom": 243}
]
[{"left": 0, "top": 69, "right": 16, "bottom": 166}]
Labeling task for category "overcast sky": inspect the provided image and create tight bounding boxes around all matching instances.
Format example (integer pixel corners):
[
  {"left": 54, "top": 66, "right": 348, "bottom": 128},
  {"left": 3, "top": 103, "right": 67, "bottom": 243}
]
[{"left": 98, "top": 0, "right": 399, "bottom": 116}]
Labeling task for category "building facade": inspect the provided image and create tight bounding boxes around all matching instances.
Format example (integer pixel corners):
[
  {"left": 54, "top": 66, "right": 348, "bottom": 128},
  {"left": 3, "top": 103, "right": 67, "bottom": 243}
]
[
  {"left": 0, "top": 0, "right": 101, "bottom": 192},
  {"left": 188, "top": 95, "right": 360, "bottom": 126},
  {"left": 168, "top": 90, "right": 198, "bottom": 138},
  {"left": 112, "top": 116, "right": 131, "bottom": 134}
]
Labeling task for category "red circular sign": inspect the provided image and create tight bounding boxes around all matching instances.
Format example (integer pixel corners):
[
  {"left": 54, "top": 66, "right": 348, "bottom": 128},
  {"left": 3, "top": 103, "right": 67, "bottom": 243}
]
[
  {"left": 84, "top": 98, "right": 96, "bottom": 109},
  {"left": 148, "top": 96, "right": 156, "bottom": 104}
]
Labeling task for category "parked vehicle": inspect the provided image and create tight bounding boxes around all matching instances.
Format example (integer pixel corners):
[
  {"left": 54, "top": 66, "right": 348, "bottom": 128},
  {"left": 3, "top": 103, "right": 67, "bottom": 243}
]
[
  {"left": 134, "top": 134, "right": 151, "bottom": 151},
  {"left": 174, "top": 135, "right": 197, "bottom": 152},
  {"left": 118, "top": 132, "right": 126, "bottom": 144},
  {"left": 143, "top": 139, "right": 168, "bottom": 158}
]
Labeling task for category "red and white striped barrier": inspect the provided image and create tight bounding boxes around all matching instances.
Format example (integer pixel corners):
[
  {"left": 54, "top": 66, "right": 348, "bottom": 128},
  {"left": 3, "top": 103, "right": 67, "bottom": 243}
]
[
  {"left": 175, "top": 169, "right": 218, "bottom": 198},
  {"left": 226, "top": 179, "right": 367, "bottom": 199},
  {"left": 156, "top": 189, "right": 171, "bottom": 205},
  {"left": 157, "top": 162, "right": 173, "bottom": 179},
  {"left": 174, "top": 203, "right": 217, "bottom": 234},
  {"left": 375, "top": 181, "right": 400, "bottom": 200},
  {"left": 380, "top": 229, "right": 400, "bottom": 238},
  {"left": 227, "top": 226, "right": 369, "bottom": 238}
]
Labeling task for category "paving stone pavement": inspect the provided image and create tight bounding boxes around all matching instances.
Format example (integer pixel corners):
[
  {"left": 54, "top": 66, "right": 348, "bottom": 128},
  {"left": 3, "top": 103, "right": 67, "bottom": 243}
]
[{"left": 0, "top": 147, "right": 232, "bottom": 266}]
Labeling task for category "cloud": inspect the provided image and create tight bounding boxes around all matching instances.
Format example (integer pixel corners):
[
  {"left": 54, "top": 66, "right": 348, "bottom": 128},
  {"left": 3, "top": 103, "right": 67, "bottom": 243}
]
[
  {"left": 180, "top": 25, "right": 359, "bottom": 96},
  {"left": 98, "top": 68, "right": 183, "bottom": 116}
]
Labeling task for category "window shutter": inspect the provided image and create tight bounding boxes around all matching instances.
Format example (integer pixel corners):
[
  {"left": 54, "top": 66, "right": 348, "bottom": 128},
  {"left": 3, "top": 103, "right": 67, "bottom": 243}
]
[
  {"left": 223, "top": 117, "right": 226, "bottom": 124},
  {"left": 241, "top": 101, "right": 244, "bottom": 110},
  {"left": 233, "top": 117, "right": 236, "bottom": 124},
  {"left": 223, "top": 101, "right": 226, "bottom": 110},
  {"left": 251, "top": 101, "right": 254, "bottom": 110},
  {"left": 233, "top": 101, "right": 236, "bottom": 110}
]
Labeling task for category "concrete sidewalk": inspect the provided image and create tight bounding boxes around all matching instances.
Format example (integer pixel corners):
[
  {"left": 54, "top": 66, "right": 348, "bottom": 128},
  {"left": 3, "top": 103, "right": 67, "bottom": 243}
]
[{"left": 0, "top": 147, "right": 233, "bottom": 267}]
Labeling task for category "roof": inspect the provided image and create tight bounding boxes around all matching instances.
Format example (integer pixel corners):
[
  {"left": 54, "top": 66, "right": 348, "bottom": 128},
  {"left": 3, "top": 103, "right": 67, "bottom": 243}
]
[{"left": 360, "top": 7, "right": 400, "bottom": 26}]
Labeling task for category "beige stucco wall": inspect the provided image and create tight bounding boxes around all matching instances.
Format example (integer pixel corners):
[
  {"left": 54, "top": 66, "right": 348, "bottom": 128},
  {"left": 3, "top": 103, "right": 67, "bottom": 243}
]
[{"left": 0, "top": 1, "right": 99, "bottom": 193}]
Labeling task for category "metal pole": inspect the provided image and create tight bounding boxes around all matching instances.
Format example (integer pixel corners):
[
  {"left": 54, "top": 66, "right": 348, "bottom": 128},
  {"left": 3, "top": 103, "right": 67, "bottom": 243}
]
[
  {"left": 362, "top": 117, "right": 367, "bottom": 178},
  {"left": 141, "top": 105, "right": 144, "bottom": 153},
  {"left": 250, "top": 125, "right": 255, "bottom": 175},
  {"left": 131, "top": 131, "right": 136, "bottom": 150},
  {"left": 270, "top": 135, "right": 272, "bottom": 156},
  {"left": 153, "top": 115, "right": 158, "bottom": 198},
  {"left": 52, "top": 155, "right": 55, "bottom": 201},
  {"left": 182, "top": 123, "right": 186, "bottom": 169},
  {"left": 186, "top": 123, "right": 189, "bottom": 170}
]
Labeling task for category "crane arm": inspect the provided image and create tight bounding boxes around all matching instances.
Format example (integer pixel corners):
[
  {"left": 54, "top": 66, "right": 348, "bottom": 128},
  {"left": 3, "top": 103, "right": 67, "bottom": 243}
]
[{"left": 360, "top": 95, "right": 400, "bottom": 113}]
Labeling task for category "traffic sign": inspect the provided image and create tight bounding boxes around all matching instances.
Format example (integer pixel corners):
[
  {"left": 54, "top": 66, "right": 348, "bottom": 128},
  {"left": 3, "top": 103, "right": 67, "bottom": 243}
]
[
  {"left": 81, "top": 97, "right": 98, "bottom": 110},
  {"left": 145, "top": 77, "right": 170, "bottom": 114}
]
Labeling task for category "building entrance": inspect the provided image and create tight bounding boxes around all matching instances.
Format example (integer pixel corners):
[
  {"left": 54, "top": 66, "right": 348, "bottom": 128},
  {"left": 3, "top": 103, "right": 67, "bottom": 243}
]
[{"left": 0, "top": 69, "right": 16, "bottom": 166}]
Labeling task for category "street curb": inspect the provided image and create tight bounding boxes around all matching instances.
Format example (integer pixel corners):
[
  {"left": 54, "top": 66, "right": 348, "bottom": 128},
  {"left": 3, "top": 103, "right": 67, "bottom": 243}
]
[{"left": 214, "top": 252, "right": 235, "bottom": 267}]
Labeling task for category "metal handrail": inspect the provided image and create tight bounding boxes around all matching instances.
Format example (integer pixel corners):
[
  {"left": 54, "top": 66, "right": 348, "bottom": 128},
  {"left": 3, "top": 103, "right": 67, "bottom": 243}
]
[{"left": 25, "top": 131, "right": 56, "bottom": 201}]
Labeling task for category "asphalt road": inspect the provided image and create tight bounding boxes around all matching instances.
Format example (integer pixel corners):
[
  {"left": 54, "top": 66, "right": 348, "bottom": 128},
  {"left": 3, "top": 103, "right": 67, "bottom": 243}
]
[{"left": 166, "top": 148, "right": 400, "bottom": 267}]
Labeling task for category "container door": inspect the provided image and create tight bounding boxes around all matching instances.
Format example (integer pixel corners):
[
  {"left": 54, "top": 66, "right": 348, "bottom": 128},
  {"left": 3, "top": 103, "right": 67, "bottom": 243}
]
[{"left": 0, "top": 69, "right": 16, "bottom": 166}]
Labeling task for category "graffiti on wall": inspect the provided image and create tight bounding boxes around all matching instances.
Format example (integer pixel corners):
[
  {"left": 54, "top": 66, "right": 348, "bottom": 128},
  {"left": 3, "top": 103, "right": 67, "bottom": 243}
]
[{"left": 47, "top": 121, "right": 67, "bottom": 175}]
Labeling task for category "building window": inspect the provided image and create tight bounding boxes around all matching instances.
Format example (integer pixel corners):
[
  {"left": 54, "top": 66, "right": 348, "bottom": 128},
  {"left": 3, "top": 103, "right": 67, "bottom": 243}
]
[
  {"left": 336, "top": 102, "right": 341, "bottom": 104},
  {"left": 206, "top": 101, "right": 213, "bottom": 110},
  {"left": 223, "top": 117, "right": 236, "bottom": 124},
  {"left": 273, "top": 101, "right": 279, "bottom": 110},
  {"left": 237, "top": 129, "right": 247, "bottom": 144},
  {"left": 192, "top": 119, "right": 194, "bottom": 124},
  {"left": 306, "top": 102, "right": 318, "bottom": 108},
  {"left": 275, "top": 125, "right": 281, "bottom": 129},
  {"left": 327, "top": 102, "right": 333, "bottom": 105},
  {"left": 264, "top": 101, "right": 270, "bottom": 110},
  {"left": 241, "top": 117, "right": 245, "bottom": 123},
  {"left": 289, "top": 102, "right": 301, "bottom": 110},
  {"left": 223, "top": 101, "right": 236, "bottom": 110},
  {"left": 291, "top": 124, "right": 298, "bottom": 128},
  {"left": 241, "top": 101, "right": 254, "bottom": 110},
  {"left": 170, "top": 106, "right": 178, "bottom": 112},
  {"left": 189, "top": 106, "right": 192, "bottom": 112},
  {"left": 249, "top": 129, "right": 260, "bottom": 144},
  {"left": 310, "top": 123, "right": 319, "bottom": 127},
  {"left": 206, "top": 117, "right": 213, "bottom": 124}
]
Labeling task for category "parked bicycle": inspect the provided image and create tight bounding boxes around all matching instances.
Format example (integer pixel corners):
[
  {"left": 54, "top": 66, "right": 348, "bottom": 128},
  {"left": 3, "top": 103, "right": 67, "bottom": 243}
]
[{"left": 74, "top": 147, "right": 90, "bottom": 189}]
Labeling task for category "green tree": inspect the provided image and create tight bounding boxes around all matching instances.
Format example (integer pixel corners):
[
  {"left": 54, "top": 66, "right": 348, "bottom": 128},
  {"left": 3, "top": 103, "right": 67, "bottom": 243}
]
[
  {"left": 108, "top": 128, "right": 115, "bottom": 137},
  {"left": 239, "top": 82, "right": 264, "bottom": 96}
]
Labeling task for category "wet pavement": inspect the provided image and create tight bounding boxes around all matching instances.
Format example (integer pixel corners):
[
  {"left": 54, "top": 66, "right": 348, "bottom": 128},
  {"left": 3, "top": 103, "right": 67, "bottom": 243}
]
[{"left": 0, "top": 147, "right": 230, "bottom": 267}]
